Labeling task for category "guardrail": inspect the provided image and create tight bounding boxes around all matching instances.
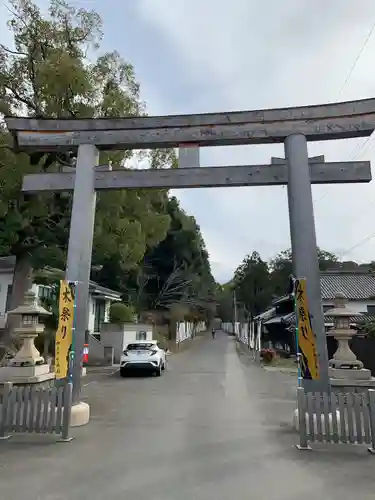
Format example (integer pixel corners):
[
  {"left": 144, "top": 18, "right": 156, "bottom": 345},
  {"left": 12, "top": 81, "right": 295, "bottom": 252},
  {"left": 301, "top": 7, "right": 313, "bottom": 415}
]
[
  {"left": 296, "top": 387, "right": 375, "bottom": 452},
  {"left": 0, "top": 382, "right": 73, "bottom": 442}
]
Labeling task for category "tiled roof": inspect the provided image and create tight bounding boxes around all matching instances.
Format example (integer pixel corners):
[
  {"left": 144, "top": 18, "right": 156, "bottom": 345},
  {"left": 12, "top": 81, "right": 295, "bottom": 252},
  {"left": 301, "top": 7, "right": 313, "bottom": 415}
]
[
  {"left": 283, "top": 311, "right": 375, "bottom": 327},
  {"left": 253, "top": 307, "right": 276, "bottom": 322},
  {"left": 320, "top": 271, "right": 375, "bottom": 300},
  {"left": 89, "top": 280, "right": 122, "bottom": 300}
]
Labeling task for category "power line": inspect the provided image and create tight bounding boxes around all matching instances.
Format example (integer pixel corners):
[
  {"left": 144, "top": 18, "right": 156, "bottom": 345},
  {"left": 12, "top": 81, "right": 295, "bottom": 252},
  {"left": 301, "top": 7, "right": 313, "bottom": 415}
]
[
  {"left": 341, "top": 20, "right": 375, "bottom": 161},
  {"left": 340, "top": 230, "right": 375, "bottom": 259},
  {"left": 337, "top": 19, "right": 375, "bottom": 99},
  {"left": 313, "top": 20, "right": 375, "bottom": 205}
]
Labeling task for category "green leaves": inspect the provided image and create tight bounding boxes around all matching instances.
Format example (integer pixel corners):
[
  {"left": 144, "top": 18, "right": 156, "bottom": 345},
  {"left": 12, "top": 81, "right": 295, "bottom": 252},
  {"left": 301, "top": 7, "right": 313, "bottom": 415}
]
[
  {"left": 0, "top": 0, "right": 213, "bottom": 330},
  {"left": 229, "top": 247, "right": 342, "bottom": 319},
  {"left": 233, "top": 251, "right": 271, "bottom": 317},
  {"left": 0, "top": 0, "right": 175, "bottom": 271}
]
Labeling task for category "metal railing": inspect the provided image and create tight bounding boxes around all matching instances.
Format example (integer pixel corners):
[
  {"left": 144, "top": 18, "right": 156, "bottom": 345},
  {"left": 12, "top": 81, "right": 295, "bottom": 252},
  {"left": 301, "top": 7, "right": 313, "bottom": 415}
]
[
  {"left": 0, "top": 382, "right": 73, "bottom": 442},
  {"left": 296, "top": 387, "right": 375, "bottom": 452}
]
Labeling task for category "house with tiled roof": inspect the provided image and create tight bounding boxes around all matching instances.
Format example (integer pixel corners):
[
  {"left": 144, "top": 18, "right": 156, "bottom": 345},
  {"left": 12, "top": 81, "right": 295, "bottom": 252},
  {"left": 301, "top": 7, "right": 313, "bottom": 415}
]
[
  {"left": 321, "top": 269, "right": 375, "bottom": 324},
  {"left": 254, "top": 269, "right": 375, "bottom": 345}
]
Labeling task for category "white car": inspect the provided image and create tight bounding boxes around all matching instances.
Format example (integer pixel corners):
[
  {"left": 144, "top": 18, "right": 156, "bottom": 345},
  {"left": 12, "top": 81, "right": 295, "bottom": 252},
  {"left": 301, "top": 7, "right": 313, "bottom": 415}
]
[{"left": 120, "top": 340, "right": 166, "bottom": 377}]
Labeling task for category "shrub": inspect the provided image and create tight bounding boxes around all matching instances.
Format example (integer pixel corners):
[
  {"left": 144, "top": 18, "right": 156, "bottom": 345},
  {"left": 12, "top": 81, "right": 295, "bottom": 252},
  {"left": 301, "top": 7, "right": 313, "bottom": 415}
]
[
  {"left": 109, "top": 303, "right": 135, "bottom": 324},
  {"left": 361, "top": 320, "right": 375, "bottom": 340},
  {"left": 260, "top": 348, "right": 276, "bottom": 363},
  {"left": 153, "top": 332, "right": 169, "bottom": 351}
]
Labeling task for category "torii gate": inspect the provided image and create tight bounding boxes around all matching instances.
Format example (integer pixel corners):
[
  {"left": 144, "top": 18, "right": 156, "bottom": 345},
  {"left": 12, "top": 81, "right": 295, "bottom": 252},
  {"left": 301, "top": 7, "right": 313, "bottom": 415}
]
[{"left": 5, "top": 97, "right": 375, "bottom": 418}]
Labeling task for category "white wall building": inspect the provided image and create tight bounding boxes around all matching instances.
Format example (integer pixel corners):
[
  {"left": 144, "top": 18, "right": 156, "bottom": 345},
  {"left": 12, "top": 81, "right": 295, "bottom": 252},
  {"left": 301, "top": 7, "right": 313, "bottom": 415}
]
[{"left": 0, "top": 256, "right": 121, "bottom": 332}]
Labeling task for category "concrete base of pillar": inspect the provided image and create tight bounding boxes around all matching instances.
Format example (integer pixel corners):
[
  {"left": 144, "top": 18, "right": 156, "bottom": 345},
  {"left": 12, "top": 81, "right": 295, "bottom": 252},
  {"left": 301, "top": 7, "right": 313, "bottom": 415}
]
[{"left": 70, "top": 401, "right": 90, "bottom": 427}]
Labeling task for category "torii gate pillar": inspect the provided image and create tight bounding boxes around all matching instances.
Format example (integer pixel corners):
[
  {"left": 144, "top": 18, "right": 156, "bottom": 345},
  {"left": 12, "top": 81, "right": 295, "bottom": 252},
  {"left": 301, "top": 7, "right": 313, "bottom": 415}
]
[
  {"left": 66, "top": 145, "right": 98, "bottom": 422},
  {"left": 285, "top": 134, "right": 330, "bottom": 392}
]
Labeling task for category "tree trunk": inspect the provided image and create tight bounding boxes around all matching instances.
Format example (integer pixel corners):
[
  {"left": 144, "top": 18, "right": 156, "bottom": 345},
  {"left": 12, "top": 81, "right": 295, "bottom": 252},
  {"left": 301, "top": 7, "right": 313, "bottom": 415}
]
[{"left": 0, "top": 255, "right": 33, "bottom": 353}]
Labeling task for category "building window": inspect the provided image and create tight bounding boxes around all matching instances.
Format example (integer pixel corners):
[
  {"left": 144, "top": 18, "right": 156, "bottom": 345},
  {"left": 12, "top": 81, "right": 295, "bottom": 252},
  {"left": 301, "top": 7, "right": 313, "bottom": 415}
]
[
  {"left": 136, "top": 331, "right": 147, "bottom": 341},
  {"left": 38, "top": 286, "right": 52, "bottom": 299},
  {"left": 367, "top": 305, "right": 375, "bottom": 314},
  {"left": 94, "top": 300, "right": 106, "bottom": 332}
]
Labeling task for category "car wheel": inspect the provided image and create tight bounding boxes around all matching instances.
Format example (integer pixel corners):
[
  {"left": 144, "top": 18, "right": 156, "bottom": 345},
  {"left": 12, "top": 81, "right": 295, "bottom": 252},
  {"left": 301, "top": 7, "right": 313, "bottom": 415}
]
[
  {"left": 120, "top": 369, "right": 127, "bottom": 378},
  {"left": 155, "top": 364, "right": 162, "bottom": 377}
]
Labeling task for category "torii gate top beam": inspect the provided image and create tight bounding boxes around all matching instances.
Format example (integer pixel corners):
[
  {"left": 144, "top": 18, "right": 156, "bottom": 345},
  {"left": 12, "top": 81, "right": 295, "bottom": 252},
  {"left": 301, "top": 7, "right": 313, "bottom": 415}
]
[{"left": 5, "top": 97, "right": 375, "bottom": 151}]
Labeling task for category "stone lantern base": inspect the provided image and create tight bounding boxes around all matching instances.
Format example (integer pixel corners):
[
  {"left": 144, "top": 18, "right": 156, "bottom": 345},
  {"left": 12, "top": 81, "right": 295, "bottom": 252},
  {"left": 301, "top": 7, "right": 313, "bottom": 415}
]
[
  {"left": 0, "top": 327, "right": 55, "bottom": 387},
  {"left": 1, "top": 363, "right": 55, "bottom": 385},
  {"left": 329, "top": 366, "right": 372, "bottom": 380}
]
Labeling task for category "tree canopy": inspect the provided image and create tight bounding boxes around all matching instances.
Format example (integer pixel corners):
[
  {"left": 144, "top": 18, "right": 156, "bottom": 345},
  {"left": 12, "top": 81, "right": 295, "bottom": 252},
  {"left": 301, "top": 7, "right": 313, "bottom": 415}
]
[
  {"left": 0, "top": 0, "right": 171, "bottom": 278},
  {"left": 0, "top": 0, "right": 214, "bottom": 351},
  {"left": 268, "top": 247, "right": 339, "bottom": 298},
  {"left": 233, "top": 251, "right": 270, "bottom": 317},
  {"left": 96, "top": 196, "right": 216, "bottom": 323},
  {"left": 216, "top": 247, "right": 348, "bottom": 322}
]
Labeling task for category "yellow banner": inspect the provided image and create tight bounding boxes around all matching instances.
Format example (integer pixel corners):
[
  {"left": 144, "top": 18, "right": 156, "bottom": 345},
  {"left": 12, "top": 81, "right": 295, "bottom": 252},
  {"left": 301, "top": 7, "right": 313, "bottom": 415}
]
[
  {"left": 295, "top": 278, "right": 320, "bottom": 380},
  {"left": 55, "top": 281, "right": 75, "bottom": 380}
]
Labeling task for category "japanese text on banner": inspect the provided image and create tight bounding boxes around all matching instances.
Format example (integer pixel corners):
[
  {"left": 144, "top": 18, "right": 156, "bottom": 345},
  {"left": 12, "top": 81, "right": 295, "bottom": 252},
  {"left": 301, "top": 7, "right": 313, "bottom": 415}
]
[
  {"left": 55, "top": 281, "right": 75, "bottom": 380},
  {"left": 294, "top": 278, "right": 320, "bottom": 380}
]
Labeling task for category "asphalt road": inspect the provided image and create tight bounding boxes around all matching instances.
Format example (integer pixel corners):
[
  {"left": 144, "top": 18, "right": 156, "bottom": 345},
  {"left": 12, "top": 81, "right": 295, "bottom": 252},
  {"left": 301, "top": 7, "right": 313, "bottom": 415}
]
[{"left": 1, "top": 332, "right": 375, "bottom": 500}]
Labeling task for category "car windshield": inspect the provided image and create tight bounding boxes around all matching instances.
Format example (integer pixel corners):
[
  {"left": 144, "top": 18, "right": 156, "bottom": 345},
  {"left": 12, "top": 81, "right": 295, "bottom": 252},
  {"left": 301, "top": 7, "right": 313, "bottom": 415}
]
[{"left": 126, "top": 343, "right": 155, "bottom": 351}]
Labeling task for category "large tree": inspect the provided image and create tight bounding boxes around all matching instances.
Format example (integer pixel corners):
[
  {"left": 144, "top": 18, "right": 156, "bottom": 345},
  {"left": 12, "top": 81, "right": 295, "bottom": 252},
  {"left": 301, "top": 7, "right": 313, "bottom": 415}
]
[
  {"left": 233, "top": 251, "right": 271, "bottom": 318},
  {"left": 215, "top": 283, "right": 234, "bottom": 322},
  {"left": 0, "top": 0, "right": 173, "bottom": 351},
  {"left": 138, "top": 197, "right": 215, "bottom": 311},
  {"left": 102, "top": 196, "right": 216, "bottom": 333},
  {"left": 268, "top": 247, "right": 339, "bottom": 298}
]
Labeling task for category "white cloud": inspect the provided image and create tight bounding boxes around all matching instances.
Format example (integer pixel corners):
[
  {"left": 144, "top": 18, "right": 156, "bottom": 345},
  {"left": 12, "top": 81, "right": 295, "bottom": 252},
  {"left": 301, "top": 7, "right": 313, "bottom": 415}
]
[{"left": 135, "top": 0, "right": 375, "bottom": 281}]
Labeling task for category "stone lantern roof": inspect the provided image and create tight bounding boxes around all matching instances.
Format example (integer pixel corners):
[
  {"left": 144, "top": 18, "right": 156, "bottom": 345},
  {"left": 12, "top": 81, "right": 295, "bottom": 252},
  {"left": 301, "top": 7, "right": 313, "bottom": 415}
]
[{"left": 7, "top": 291, "right": 51, "bottom": 317}]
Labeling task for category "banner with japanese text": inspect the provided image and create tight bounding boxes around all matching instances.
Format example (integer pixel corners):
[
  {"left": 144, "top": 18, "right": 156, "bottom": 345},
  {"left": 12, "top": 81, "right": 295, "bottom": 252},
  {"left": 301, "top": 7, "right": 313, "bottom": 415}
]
[
  {"left": 55, "top": 281, "right": 75, "bottom": 380},
  {"left": 294, "top": 278, "right": 320, "bottom": 380}
]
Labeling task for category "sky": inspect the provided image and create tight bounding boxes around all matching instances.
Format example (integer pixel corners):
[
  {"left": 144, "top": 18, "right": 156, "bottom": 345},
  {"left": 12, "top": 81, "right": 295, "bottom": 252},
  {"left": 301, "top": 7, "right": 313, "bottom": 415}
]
[{"left": 2, "top": 0, "right": 375, "bottom": 283}]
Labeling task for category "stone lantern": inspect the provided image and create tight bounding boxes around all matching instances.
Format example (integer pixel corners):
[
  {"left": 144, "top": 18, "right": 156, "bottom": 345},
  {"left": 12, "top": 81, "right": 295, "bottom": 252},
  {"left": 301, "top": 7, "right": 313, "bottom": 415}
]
[
  {"left": 0, "top": 291, "right": 55, "bottom": 384},
  {"left": 324, "top": 293, "right": 370, "bottom": 380}
]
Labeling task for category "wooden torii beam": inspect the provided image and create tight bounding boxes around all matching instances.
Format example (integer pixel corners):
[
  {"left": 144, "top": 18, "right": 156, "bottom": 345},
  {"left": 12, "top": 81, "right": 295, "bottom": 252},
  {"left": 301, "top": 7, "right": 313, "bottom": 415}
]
[
  {"left": 5, "top": 97, "right": 375, "bottom": 150},
  {"left": 22, "top": 160, "right": 371, "bottom": 193}
]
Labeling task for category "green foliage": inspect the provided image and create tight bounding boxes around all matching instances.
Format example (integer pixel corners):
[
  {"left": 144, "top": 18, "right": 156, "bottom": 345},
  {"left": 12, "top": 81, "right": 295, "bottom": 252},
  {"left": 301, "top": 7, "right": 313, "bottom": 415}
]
[
  {"left": 109, "top": 302, "right": 135, "bottom": 324},
  {"left": 359, "top": 320, "right": 375, "bottom": 340},
  {"left": 153, "top": 330, "right": 169, "bottom": 351},
  {"left": 268, "top": 247, "right": 339, "bottom": 298},
  {"left": 0, "top": 0, "right": 173, "bottom": 273},
  {"left": 218, "top": 247, "right": 341, "bottom": 320},
  {"left": 215, "top": 284, "right": 234, "bottom": 322},
  {"left": 99, "top": 196, "right": 216, "bottom": 322},
  {"left": 233, "top": 251, "right": 270, "bottom": 317},
  {"left": 0, "top": 0, "right": 216, "bottom": 332}
]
